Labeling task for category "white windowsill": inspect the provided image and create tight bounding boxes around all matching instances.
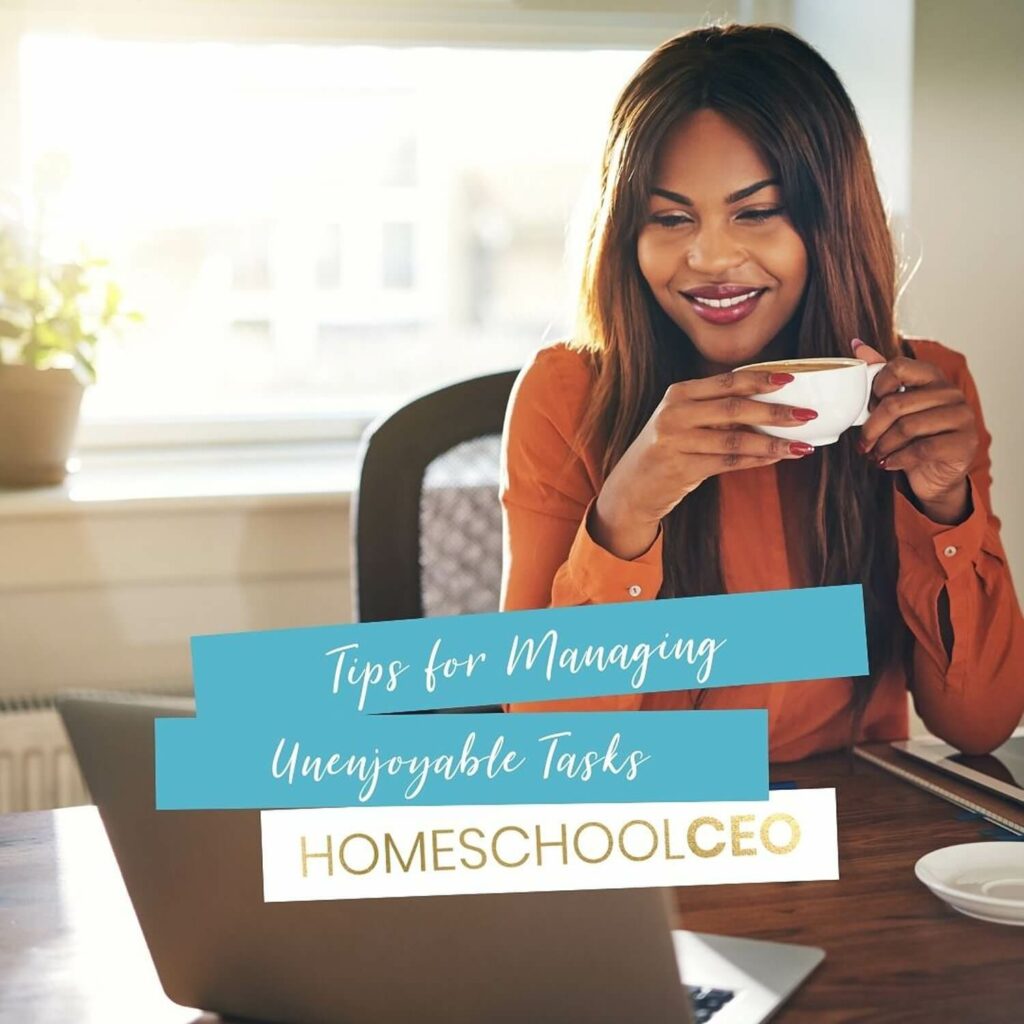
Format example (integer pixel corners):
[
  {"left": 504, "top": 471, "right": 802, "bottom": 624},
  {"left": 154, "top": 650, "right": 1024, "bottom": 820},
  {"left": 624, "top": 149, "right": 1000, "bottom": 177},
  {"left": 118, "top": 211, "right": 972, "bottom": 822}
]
[
  {"left": 0, "top": 441, "right": 361, "bottom": 518},
  {"left": 74, "top": 412, "right": 376, "bottom": 450}
]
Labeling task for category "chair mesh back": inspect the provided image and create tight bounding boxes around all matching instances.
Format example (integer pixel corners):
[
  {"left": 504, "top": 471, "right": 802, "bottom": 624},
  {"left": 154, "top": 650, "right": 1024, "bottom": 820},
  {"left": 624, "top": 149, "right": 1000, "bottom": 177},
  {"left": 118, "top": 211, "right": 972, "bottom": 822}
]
[{"left": 419, "top": 435, "right": 504, "bottom": 618}]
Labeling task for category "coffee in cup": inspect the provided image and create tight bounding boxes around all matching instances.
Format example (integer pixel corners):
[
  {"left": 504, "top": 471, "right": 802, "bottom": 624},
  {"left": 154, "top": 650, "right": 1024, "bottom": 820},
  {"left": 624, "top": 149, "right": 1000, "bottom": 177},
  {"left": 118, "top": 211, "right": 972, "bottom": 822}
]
[{"left": 738, "top": 356, "right": 885, "bottom": 446}]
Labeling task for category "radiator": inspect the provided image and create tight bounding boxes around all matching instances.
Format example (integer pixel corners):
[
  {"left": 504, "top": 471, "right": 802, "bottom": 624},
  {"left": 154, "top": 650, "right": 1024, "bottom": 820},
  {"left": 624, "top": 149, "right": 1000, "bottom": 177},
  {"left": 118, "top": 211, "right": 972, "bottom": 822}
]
[{"left": 0, "top": 696, "right": 90, "bottom": 813}]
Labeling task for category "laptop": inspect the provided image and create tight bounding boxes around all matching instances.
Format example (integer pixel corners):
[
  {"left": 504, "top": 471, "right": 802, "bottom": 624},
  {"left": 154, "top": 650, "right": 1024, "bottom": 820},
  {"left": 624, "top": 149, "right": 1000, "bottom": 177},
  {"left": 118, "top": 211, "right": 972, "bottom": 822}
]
[
  {"left": 58, "top": 693, "right": 824, "bottom": 1024},
  {"left": 893, "top": 728, "right": 1024, "bottom": 806}
]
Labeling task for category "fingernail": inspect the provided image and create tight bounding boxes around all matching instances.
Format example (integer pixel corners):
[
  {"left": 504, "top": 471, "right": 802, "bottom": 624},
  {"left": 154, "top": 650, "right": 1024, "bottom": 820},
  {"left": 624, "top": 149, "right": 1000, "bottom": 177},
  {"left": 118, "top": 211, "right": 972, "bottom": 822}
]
[
  {"left": 792, "top": 408, "right": 818, "bottom": 422},
  {"left": 851, "top": 338, "right": 864, "bottom": 350},
  {"left": 789, "top": 442, "right": 815, "bottom": 456},
  {"left": 877, "top": 456, "right": 888, "bottom": 468},
  {"left": 856, "top": 438, "right": 869, "bottom": 453},
  {"left": 769, "top": 372, "right": 794, "bottom": 385}
]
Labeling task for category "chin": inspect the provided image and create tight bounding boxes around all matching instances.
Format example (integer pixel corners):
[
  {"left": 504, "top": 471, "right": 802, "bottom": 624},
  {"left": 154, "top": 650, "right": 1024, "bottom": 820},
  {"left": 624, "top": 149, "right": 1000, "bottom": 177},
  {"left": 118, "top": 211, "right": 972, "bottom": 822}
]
[{"left": 686, "top": 329, "right": 774, "bottom": 369}]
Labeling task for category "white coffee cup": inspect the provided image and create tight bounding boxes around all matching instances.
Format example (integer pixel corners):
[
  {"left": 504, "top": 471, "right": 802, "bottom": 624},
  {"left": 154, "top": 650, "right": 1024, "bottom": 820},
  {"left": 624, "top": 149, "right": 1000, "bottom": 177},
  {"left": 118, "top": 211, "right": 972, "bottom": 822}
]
[{"left": 738, "top": 356, "right": 885, "bottom": 446}]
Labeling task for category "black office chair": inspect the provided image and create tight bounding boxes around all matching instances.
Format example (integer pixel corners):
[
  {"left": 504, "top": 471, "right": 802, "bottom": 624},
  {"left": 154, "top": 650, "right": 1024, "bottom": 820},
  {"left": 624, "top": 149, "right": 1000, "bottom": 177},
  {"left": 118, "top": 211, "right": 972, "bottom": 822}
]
[{"left": 352, "top": 369, "right": 520, "bottom": 628}]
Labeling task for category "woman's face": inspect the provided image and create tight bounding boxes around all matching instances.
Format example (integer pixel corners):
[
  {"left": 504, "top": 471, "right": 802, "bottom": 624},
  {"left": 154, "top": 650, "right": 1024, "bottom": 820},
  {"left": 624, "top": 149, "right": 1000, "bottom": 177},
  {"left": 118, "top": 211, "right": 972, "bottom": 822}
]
[{"left": 636, "top": 109, "right": 808, "bottom": 371}]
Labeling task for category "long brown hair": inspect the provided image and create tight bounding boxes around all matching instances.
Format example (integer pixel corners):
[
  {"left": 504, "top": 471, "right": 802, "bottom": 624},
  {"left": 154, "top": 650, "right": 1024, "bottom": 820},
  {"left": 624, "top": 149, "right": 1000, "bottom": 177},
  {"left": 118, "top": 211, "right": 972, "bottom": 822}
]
[{"left": 571, "top": 24, "right": 910, "bottom": 732}]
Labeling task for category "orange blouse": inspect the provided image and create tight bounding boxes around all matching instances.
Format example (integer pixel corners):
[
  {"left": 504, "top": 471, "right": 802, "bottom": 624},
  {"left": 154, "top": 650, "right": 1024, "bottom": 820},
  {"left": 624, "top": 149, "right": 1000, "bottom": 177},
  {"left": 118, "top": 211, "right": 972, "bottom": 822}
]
[{"left": 499, "top": 337, "right": 1024, "bottom": 761}]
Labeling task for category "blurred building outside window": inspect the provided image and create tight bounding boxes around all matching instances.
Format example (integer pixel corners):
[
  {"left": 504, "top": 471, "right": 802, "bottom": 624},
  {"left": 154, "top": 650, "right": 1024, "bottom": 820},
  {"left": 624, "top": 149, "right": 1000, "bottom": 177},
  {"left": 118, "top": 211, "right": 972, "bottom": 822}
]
[{"left": 18, "top": 36, "right": 647, "bottom": 446}]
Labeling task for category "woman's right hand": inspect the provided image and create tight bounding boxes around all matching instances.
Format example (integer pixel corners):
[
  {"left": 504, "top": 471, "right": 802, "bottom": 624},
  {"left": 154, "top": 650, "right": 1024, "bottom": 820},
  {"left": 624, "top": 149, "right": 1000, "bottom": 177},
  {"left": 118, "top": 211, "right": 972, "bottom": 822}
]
[{"left": 589, "top": 369, "right": 818, "bottom": 559}]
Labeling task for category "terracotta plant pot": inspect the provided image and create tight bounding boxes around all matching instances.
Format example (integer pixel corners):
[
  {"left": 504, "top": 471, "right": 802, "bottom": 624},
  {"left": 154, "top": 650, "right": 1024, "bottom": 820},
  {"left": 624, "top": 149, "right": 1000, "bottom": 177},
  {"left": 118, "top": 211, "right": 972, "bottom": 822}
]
[{"left": 0, "top": 363, "right": 85, "bottom": 488}]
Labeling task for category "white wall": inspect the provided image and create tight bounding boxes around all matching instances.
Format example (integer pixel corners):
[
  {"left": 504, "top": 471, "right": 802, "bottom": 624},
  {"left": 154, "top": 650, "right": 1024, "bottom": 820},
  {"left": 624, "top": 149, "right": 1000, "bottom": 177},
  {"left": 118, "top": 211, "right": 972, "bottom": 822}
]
[
  {"left": 790, "top": 0, "right": 915, "bottom": 220},
  {"left": 0, "top": 498, "right": 352, "bottom": 699},
  {"left": 903, "top": 0, "right": 1024, "bottom": 583}
]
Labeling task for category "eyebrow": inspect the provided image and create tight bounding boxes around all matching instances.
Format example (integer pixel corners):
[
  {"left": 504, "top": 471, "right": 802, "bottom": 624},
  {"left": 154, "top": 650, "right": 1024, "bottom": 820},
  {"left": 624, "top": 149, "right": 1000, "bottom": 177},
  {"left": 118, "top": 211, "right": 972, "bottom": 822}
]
[{"left": 650, "top": 178, "right": 780, "bottom": 206}]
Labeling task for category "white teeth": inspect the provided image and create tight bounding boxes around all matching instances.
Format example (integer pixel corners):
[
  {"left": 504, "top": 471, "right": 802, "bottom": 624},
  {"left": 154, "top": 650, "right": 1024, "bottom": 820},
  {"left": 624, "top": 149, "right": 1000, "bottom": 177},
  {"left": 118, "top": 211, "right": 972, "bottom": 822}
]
[{"left": 691, "top": 290, "right": 760, "bottom": 308}]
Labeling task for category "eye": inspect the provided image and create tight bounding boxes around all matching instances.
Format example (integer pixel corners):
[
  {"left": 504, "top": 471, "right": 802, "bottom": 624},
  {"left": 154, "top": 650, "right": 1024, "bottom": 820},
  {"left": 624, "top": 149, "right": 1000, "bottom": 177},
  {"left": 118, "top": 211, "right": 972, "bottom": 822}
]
[
  {"left": 649, "top": 212, "right": 692, "bottom": 228},
  {"left": 738, "top": 207, "right": 784, "bottom": 223}
]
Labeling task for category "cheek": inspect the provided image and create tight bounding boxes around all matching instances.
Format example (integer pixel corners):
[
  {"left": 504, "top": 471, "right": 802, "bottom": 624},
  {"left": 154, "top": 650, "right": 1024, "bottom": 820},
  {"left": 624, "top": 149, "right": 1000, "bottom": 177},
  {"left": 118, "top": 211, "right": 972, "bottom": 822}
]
[
  {"left": 636, "top": 231, "right": 673, "bottom": 287},
  {"left": 771, "top": 230, "right": 808, "bottom": 291}
]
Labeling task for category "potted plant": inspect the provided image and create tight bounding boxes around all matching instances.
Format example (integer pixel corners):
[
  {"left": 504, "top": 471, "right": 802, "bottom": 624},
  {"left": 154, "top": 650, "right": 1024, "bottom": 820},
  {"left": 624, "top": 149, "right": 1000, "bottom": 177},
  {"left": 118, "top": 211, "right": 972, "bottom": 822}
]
[{"left": 0, "top": 191, "right": 140, "bottom": 488}]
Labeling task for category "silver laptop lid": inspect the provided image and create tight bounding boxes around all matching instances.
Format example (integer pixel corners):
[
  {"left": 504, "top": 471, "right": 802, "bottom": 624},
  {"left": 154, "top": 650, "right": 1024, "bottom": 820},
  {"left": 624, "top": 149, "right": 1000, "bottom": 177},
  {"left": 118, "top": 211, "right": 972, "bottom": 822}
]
[{"left": 59, "top": 693, "right": 693, "bottom": 1024}]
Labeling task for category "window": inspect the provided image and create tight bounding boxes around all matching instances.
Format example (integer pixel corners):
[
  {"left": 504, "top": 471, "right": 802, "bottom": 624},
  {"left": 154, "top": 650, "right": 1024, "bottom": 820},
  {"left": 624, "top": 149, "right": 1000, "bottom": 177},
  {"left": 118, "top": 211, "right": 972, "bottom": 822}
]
[
  {"left": 19, "top": 36, "right": 646, "bottom": 434},
  {"left": 382, "top": 222, "right": 415, "bottom": 290},
  {"left": 316, "top": 224, "right": 343, "bottom": 290},
  {"left": 231, "top": 223, "right": 273, "bottom": 291}
]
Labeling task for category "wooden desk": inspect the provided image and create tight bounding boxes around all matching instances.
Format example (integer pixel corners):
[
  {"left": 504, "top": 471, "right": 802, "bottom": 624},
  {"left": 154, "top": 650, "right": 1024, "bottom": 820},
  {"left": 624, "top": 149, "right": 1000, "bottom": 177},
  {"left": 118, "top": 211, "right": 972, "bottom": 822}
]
[{"left": 0, "top": 752, "right": 1021, "bottom": 1023}]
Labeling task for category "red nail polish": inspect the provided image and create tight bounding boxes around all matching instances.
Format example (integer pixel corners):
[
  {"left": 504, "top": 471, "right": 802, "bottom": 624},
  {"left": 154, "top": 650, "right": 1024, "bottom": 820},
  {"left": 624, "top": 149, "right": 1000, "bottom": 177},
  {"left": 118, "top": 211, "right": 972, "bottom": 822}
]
[
  {"left": 852, "top": 338, "right": 864, "bottom": 350},
  {"left": 877, "top": 456, "right": 887, "bottom": 468},
  {"left": 856, "top": 438, "right": 869, "bottom": 453},
  {"left": 789, "top": 442, "right": 815, "bottom": 456},
  {"left": 769, "top": 372, "right": 794, "bottom": 385},
  {"left": 792, "top": 408, "right": 818, "bottom": 422}
]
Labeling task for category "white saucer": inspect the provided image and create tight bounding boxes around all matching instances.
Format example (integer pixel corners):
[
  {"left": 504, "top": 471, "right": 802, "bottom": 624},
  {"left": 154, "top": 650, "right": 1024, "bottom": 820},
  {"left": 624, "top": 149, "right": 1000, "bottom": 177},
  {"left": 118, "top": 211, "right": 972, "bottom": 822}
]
[{"left": 915, "top": 842, "right": 1024, "bottom": 926}]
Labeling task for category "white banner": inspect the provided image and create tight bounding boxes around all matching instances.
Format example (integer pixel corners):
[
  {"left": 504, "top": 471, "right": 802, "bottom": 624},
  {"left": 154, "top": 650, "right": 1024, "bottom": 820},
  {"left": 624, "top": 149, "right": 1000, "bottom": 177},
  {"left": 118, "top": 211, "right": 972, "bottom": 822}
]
[{"left": 260, "top": 789, "right": 837, "bottom": 902}]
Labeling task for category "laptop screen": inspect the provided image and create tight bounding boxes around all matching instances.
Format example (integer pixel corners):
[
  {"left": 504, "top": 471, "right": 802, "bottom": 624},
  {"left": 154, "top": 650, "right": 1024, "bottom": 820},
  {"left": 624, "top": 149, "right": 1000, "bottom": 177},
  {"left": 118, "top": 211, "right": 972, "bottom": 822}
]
[{"left": 949, "top": 736, "right": 1024, "bottom": 790}]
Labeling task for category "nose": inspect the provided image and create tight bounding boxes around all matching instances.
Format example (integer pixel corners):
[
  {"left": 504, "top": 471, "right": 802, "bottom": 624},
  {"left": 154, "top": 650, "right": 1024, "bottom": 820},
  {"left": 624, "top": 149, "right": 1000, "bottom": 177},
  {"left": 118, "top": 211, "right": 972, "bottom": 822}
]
[{"left": 685, "top": 222, "right": 747, "bottom": 274}]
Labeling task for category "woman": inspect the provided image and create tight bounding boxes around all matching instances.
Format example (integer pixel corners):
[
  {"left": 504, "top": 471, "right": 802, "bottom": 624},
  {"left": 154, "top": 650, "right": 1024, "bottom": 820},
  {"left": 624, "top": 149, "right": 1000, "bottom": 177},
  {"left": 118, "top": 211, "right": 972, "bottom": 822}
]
[{"left": 499, "top": 23, "right": 1024, "bottom": 760}]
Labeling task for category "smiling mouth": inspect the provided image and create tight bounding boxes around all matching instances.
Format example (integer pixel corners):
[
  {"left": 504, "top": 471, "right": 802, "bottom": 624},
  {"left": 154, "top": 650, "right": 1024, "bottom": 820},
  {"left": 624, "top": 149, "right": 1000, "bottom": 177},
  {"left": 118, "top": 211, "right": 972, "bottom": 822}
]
[
  {"left": 682, "top": 288, "right": 767, "bottom": 309},
  {"left": 678, "top": 287, "right": 768, "bottom": 326}
]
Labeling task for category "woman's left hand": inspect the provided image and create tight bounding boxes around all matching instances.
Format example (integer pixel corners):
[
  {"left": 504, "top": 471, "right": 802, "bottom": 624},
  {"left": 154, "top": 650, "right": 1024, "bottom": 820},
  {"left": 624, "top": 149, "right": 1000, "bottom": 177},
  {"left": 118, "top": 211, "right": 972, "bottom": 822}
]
[{"left": 853, "top": 338, "right": 978, "bottom": 524}]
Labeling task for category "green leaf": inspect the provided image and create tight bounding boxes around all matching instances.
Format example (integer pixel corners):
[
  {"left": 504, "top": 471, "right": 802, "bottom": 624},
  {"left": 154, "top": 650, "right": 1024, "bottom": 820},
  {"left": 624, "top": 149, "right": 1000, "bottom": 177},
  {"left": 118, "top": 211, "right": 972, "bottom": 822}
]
[
  {"left": 103, "top": 280, "right": 122, "bottom": 319},
  {"left": 34, "top": 320, "right": 70, "bottom": 353},
  {"left": 74, "top": 346, "right": 97, "bottom": 383},
  {"left": 20, "top": 340, "right": 42, "bottom": 367}
]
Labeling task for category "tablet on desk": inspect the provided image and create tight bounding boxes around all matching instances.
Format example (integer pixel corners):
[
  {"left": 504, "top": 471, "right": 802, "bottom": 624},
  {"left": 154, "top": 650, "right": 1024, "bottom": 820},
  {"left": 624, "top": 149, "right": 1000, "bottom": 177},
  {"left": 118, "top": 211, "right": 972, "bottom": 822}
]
[{"left": 892, "top": 727, "right": 1024, "bottom": 807}]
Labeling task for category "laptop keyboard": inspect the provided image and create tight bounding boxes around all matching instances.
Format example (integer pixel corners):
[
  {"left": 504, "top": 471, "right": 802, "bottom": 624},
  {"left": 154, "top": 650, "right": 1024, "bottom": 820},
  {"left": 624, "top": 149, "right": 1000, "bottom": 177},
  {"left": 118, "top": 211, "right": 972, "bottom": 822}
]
[{"left": 686, "top": 985, "right": 737, "bottom": 1022}]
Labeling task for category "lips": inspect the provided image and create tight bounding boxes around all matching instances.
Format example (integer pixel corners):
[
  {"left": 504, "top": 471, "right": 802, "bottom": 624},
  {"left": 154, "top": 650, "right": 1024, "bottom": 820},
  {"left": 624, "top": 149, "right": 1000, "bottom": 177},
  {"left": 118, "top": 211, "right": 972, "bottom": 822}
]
[{"left": 680, "top": 285, "right": 768, "bottom": 325}]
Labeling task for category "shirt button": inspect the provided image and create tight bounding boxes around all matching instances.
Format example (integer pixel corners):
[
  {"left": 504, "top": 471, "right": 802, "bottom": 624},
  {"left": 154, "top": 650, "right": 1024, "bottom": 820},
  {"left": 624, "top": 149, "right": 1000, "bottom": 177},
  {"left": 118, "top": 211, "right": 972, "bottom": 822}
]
[
  {"left": 943, "top": 545, "right": 958, "bottom": 558},
  {"left": 627, "top": 584, "right": 643, "bottom": 597}
]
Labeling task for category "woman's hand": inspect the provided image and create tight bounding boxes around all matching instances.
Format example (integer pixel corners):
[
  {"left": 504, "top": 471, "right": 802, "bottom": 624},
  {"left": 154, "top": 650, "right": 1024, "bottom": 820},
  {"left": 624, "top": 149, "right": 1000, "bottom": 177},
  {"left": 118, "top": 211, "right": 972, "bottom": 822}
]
[
  {"left": 853, "top": 338, "right": 978, "bottom": 524},
  {"left": 591, "top": 369, "right": 818, "bottom": 559}
]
